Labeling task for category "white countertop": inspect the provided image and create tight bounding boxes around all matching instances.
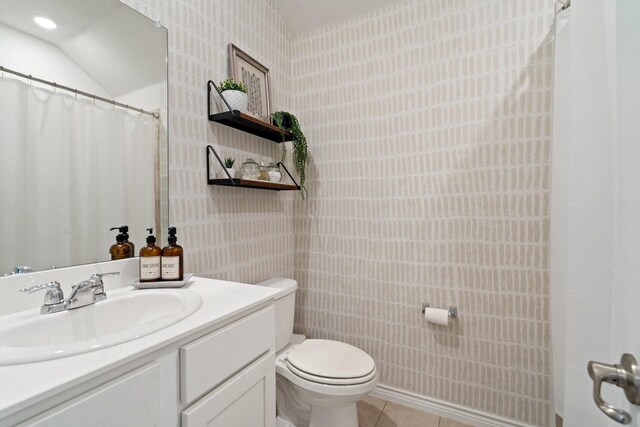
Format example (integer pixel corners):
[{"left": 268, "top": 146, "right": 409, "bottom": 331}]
[{"left": 0, "top": 276, "right": 279, "bottom": 421}]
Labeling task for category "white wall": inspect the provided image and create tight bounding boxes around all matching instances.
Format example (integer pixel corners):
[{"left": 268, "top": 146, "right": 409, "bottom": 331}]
[
  {"left": 0, "top": 24, "right": 111, "bottom": 98},
  {"left": 0, "top": 23, "right": 165, "bottom": 118},
  {"left": 119, "top": 81, "right": 165, "bottom": 114}
]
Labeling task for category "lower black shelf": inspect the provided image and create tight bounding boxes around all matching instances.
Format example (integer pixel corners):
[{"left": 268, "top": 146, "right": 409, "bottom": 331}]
[
  {"left": 206, "top": 145, "right": 301, "bottom": 192},
  {"left": 207, "top": 178, "right": 300, "bottom": 191}
]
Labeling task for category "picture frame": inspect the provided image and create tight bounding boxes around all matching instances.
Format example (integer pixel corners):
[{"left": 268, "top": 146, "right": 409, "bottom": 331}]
[{"left": 229, "top": 43, "right": 271, "bottom": 123}]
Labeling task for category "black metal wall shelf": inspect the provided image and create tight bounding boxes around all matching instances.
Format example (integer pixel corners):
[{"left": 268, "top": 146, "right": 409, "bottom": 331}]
[
  {"left": 208, "top": 178, "right": 299, "bottom": 191},
  {"left": 206, "top": 145, "right": 300, "bottom": 192},
  {"left": 208, "top": 81, "right": 292, "bottom": 143}
]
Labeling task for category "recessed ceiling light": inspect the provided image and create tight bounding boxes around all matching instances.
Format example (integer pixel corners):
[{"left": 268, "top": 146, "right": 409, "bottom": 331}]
[{"left": 34, "top": 16, "right": 57, "bottom": 30}]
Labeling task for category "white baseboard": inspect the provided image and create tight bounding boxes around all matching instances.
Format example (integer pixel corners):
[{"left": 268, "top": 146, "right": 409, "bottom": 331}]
[{"left": 370, "top": 384, "right": 533, "bottom": 427}]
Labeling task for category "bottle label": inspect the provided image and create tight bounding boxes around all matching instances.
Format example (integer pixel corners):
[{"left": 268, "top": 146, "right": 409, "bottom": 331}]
[
  {"left": 162, "top": 256, "right": 180, "bottom": 280},
  {"left": 140, "top": 256, "right": 161, "bottom": 280}
]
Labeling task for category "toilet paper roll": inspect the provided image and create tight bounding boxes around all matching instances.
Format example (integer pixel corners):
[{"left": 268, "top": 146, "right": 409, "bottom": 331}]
[{"left": 424, "top": 307, "right": 449, "bottom": 325}]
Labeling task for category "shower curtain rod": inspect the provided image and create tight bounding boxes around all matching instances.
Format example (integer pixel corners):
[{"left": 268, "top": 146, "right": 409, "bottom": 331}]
[{"left": 0, "top": 65, "right": 160, "bottom": 119}]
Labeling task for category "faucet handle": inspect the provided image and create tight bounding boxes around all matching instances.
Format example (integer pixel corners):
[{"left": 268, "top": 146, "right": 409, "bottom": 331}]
[
  {"left": 90, "top": 272, "right": 120, "bottom": 282},
  {"left": 19, "top": 281, "right": 67, "bottom": 314},
  {"left": 87, "top": 272, "right": 119, "bottom": 303},
  {"left": 89, "top": 272, "right": 120, "bottom": 288},
  {"left": 20, "top": 281, "right": 62, "bottom": 296}
]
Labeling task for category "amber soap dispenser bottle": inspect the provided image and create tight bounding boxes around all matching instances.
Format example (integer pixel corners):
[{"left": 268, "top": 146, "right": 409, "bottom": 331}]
[
  {"left": 139, "top": 228, "right": 161, "bottom": 282},
  {"left": 121, "top": 225, "right": 135, "bottom": 254},
  {"left": 110, "top": 225, "right": 134, "bottom": 256},
  {"left": 109, "top": 228, "right": 132, "bottom": 260},
  {"left": 161, "top": 227, "right": 183, "bottom": 281}
]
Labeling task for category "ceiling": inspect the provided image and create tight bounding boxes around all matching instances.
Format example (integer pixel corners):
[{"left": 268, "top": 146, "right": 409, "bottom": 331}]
[{"left": 275, "top": 0, "right": 405, "bottom": 36}]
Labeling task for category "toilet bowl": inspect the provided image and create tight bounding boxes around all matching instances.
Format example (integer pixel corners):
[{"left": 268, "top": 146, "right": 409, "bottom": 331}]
[{"left": 257, "top": 278, "right": 379, "bottom": 427}]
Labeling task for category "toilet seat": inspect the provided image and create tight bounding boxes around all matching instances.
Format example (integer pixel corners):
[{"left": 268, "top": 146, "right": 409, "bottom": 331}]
[
  {"left": 286, "top": 360, "right": 377, "bottom": 385},
  {"left": 285, "top": 339, "right": 376, "bottom": 385}
]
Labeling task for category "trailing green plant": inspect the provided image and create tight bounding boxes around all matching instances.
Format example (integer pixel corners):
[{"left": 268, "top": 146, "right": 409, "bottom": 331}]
[
  {"left": 218, "top": 79, "right": 247, "bottom": 93},
  {"left": 223, "top": 157, "right": 235, "bottom": 168},
  {"left": 271, "top": 111, "right": 308, "bottom": 199}
]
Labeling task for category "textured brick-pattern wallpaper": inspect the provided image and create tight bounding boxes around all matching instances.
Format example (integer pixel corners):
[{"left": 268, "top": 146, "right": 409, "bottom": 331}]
[
  {"left": 121, "top": 0, "right": 296, "bottom": 284},
  {"left": 120, "top": 0, "right": 553, "bottom": 424},
  {"left": 291, "top": 1, "right": 554, "bottom": 425}
]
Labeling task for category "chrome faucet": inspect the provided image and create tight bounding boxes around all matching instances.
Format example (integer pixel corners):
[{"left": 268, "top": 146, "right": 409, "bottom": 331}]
[
  {"left": 4, "top": 266, "right": 34, "bottom": 276},
  {"left": 67, "top": 272, "right": 118, "bottom": 309},
  {"left": 19, "top": 272, "right": 120, "bottom": 313}
]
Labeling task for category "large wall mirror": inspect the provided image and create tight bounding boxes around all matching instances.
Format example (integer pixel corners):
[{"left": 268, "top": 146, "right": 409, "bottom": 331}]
[{"left": 0, "top": 0, "right": 168, "bottom": 274}]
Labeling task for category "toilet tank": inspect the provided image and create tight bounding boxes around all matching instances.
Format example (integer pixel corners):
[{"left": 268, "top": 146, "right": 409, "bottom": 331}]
[{"left": 255, "top": 278, "right": 297, "bottom": 352}]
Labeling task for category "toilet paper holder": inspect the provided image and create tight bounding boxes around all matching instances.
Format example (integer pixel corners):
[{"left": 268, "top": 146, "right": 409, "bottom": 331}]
[{"left": 421, "top": 302, "right": 458, "bottom": 319}]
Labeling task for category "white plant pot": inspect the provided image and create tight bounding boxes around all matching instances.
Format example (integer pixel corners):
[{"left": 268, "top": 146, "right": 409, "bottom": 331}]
[
  {"left": 223, "top": 168, "right": 236, "bottom": 179},
  {"left": 220, "top": 90, "right": 247, "bottom": 113}
]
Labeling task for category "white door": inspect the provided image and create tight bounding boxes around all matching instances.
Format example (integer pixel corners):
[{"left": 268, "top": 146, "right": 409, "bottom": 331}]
[{"left": 550, "top": 0, "right": 640, "bottom": 425}]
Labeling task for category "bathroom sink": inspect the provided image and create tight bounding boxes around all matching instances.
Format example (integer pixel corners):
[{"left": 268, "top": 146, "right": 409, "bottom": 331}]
[{"left": 0, "top": 290, "right": 202, "bottom": 365}]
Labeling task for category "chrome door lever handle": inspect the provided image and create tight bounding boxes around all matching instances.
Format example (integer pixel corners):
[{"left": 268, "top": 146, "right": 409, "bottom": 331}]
[{"left": 588, "top": 354, "right": 640, "bottom": 424}]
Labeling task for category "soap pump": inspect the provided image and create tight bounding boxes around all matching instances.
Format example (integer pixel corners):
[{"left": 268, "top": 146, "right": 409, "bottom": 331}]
[
  {"left": 139, "top": 228, "right": 161, "bottom": 282},
  {"left": 109, "top": 228, "right": 132, "bottom": 260},
  {"left": 161, "top": 227, "right": 183, "bottom": 281},
  {"left": 109, "top": 225, "right": 136, "bottom": 258},
  {"left": 110, "top": 226, "right": 134, "bottom": 256}
]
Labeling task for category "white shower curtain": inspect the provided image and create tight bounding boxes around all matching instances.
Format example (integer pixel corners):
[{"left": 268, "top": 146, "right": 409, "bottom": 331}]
[
  {"left": 0, "top": 78, "right": 158, "bottom": 272},
  {"left": 551, "top": 1, "right": 640, "bottom": 425}
]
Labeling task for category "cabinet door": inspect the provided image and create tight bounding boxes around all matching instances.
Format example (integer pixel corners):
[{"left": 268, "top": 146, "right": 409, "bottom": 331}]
[
  {"left": 180, "top": 306, "right": 275, "bottom": 405},
  {"left": 22, "top": 362, "right": 162, "bottom": 427},
  {"left": 182, "top": 352, "right": 275, "bottom": 427}
]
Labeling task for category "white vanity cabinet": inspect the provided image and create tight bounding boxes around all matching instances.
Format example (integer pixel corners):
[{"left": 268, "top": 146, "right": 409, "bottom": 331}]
[
  {"left": 179, "top": 306, "right": 276, "bottom": 427},
  {"left": 14, "top": 305, "right": 276, "bottom": 427},
  {"left": 18, "top": 355, "right": 180, "bottom": 427}
]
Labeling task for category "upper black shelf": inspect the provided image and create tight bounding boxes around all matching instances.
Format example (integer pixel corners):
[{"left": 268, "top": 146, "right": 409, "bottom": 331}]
[{"left": 208, "top": 111, "right": 293, "bottom": 143}]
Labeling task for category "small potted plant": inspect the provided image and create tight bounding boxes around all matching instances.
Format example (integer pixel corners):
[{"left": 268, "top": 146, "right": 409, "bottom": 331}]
[
  {"left": 223, "top": 157, "right": 236, "bottom": 179},
  {"left": 272, "top": 111, "right": 308, "bottom": 199},
  {"left": 218, "top": 79, "right": 248, "bottom": 113}
]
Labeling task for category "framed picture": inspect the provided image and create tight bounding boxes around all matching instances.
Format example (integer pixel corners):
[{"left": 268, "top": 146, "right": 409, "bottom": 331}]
[{"left": 229, "top": 43, "right": 271, "bottom": 123}]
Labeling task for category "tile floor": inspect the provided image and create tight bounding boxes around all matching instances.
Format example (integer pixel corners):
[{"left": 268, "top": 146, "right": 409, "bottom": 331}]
[{"left": 357, "top": 396, "right": 473, "bottom": 427}]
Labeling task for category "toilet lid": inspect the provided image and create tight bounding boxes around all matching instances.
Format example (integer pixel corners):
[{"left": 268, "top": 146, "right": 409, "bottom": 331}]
[{"left": 285, "top": 339, "right": 376, "bottom": 384}]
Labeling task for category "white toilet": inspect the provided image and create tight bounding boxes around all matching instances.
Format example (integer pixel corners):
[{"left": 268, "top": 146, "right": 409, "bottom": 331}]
[{"left": 257, "top": 278, "right": 379, "bottom": 427}]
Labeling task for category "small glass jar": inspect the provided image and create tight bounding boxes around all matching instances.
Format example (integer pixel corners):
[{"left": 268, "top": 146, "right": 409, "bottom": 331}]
[
  {"left": 268, "top": 163, "right": 282, "bottom": 182},
  {"left": 258, "top": 162, "right": 269, "bottom": 181},
  {"left": 240, "top": 158, "right": 260, "bottom": 180}
]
